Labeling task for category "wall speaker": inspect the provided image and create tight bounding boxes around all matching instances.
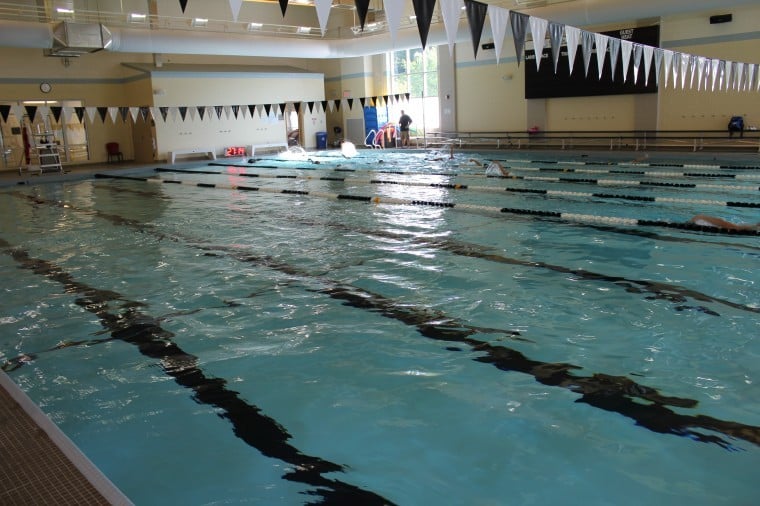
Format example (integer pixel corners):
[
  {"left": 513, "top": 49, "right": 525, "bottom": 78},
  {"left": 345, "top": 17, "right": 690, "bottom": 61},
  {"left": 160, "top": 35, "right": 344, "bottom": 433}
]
[
  {"left": 481, "top": 42, "right": 495, "bottom": 50},
  {"left": 709, "top": 14, "right": 732, "bottom": 24}
]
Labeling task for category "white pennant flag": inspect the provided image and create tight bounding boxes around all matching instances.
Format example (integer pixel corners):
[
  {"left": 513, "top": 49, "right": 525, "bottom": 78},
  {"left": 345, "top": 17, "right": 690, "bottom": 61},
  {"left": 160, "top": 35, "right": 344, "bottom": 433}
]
[
  {"left": 37, "top": 105, "right": 50, "bottom": 124},
  {"left": 662, "top": 50, "right": 673, "bottom": 88},
  {"left": 671, "top": 52, "right": 681, "bottom": 89},
  {"left": 314, "top": 0, "right": 332, "bottom": 37},
  {"left": 108, "top": 107, "right": 119, "bottom": 124},
  {"left": 724, "top": 61, "right": 733, "bottom": 92},
  {"left": 688, "top": 55, "right": 697, "bottom": 89},
  {"left": 564, "top": 25, "right": 580, "bottom": 75},
  {"left": 440, "top": 0, "right": 464, "bottom": 58},
  {"left": 608, "top": 36, "right": 620, "bottom": 80},
  {"left": 529, "top": 16, "right": 548, "bottom": 71},
  {"left": 710, "top": 58, "right": 720, "bottom": 91},
  {"left": 225, "top": 105, "right": 232, "bottom": 120},
  {"left": 696, "top": 57, "right": 706, "bottom": 91},
  {"left": 642, "top": 45, "right": 653, "bottom": 85},
  {"left": 489, "top": 5, "right": 509, "bottom": 64},
  {"left": 632, "top": 44, "right": 642, "bottom": 85},
  {"left": 620, "top": 39, "right": 633, "bottom": 83},
  {"left": 62, "top": 107, "right": 74, "bottom": 123},
  {"left": 654, "top": 48, "right": 663, "bottom": 85},
  {"left": 130, "top": 107, "right": 140, "bottom": 123},
  {"left": 580, "top": 30, "right": 594, "bottom": 77},
  {"left": 736, "top": 62, "right": 744, "bottom": 91},
  {"left": 594, "top": 33, "right": 609, "bottom": 80},
  {"left": 228, "top": 0, "right": 243, "bottom": 22},
  {"left": 85, "top": 106, "right": 97, "bottom": 124},
  {"left": 384, "top": 0, "right": 405, "bottom": 48},
  {"left": 170, "top": 107, "right": 179, "bottom": 122},
  {"left": 746, "top": 63, "right": 756, "bottom": 93},
  {"left": 10, "top": 104, "right": 24, "bottom": 123}
]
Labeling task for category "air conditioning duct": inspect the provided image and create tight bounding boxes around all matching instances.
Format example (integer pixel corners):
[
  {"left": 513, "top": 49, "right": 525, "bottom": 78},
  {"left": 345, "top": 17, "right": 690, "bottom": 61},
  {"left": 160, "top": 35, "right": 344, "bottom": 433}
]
[{"left": 44, "top": 21, "right": 112, "bottom": 57}]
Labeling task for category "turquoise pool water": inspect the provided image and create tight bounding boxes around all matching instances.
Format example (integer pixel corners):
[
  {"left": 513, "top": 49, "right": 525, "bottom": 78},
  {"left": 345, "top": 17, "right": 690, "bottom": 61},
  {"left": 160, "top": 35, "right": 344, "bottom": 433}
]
[{"left": 1, "top": 149, "right": 758, "bottom": 505}]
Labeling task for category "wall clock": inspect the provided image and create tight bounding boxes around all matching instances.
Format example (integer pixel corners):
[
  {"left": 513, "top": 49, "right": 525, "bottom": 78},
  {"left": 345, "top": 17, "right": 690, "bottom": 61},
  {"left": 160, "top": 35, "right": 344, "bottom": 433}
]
[{"left": 40, "top": 82, "right": 52, "bottom": 93}]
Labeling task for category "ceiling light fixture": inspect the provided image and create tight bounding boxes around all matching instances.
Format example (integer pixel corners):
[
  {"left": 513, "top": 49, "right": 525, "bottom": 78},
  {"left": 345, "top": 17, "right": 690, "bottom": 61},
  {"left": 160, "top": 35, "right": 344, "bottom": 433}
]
[
  {"left": 247, "top": 22, "right": 263, "bottom": 30},
  {"left": 192, "top": 18, "right": 209, "bottom": 27},
  {"left": 297, "top": 26, "right": 311, "bottom": 34},
  {"left": 128, "top": 13, "right": 147, "bottom": 23}
]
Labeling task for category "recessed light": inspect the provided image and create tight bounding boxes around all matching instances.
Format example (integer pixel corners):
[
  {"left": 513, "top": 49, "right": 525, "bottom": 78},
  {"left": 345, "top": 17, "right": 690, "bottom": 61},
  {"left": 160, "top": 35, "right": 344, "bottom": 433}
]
[
  {"left": 56, "top": 7, "right": 74, "bottom": 14},
  {"left": 247, "top": 22, "right": 263, "bottom": 30},
  {"left": 192, "top": 18, "right": 208, "bottom": 27},
  {"left": 297, "top": 26, "right": 311, "bottom": 34},
  {"left": 129, "top": 13, "right": 147, "bottom": 23}
]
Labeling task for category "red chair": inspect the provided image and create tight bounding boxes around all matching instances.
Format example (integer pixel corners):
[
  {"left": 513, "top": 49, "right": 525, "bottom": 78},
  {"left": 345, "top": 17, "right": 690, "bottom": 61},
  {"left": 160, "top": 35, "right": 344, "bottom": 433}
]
[{"left": 106, "top": 142, "right": 123, "bottom": 163}]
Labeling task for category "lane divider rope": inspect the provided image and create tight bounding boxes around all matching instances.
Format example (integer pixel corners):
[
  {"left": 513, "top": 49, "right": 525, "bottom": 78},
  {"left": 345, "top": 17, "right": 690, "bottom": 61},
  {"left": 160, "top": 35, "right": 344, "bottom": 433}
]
[
  {"left": 155, "top": 168, "right": 760, "bottom": 208},
  {"left": 497, "top": 165, "right": 760, "bottom": 180},
  {"left": 501, "top": 158, "right": 760, "bottom": 170},
  {"left": 97, "top": 174, "right": 760, "bottom": 236},
  {"left": 208, "top": 163, "right": 760, "bottom": 192}
]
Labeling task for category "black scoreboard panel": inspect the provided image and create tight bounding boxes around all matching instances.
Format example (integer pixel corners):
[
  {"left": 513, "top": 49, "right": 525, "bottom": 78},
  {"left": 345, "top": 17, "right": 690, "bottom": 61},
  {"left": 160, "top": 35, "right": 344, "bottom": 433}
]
[{"left": 525, "top": 25, "right": 660, "bottom": 99}]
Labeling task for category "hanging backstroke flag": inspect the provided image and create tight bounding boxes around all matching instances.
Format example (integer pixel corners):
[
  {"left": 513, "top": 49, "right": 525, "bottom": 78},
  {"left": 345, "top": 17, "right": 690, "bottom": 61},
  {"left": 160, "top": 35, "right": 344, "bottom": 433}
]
[
  {"left": 464, "top": 0, "right": 488, "bottom": 59},
  {"left": 411, "top": 0, "right": 436, "bottom": 49},
  {"left": 440, "top": 0, "right": 464, "bottom": 58}
]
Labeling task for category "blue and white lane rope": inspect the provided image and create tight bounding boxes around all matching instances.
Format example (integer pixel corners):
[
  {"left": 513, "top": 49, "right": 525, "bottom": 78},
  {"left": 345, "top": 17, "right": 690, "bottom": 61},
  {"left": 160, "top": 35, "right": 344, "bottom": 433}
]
[
  {"left": 96, "top": 174, "right": 759, "bottom": 236},
  {"left": 154, "top": 168, "right": 760, "bottom": 208}
]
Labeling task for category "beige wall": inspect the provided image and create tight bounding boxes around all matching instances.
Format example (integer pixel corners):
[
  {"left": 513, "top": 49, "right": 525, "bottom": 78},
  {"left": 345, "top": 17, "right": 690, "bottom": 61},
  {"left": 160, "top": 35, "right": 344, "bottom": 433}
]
[{"left": 450, "top": 4, "right": 760, "bottom": 133}]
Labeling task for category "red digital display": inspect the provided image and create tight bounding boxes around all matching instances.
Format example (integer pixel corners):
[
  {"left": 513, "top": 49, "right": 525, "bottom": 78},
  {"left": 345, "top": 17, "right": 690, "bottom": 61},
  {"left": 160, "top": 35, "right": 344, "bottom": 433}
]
[{"left": 225, "top": 146, "right": 246, "bottom": 157}]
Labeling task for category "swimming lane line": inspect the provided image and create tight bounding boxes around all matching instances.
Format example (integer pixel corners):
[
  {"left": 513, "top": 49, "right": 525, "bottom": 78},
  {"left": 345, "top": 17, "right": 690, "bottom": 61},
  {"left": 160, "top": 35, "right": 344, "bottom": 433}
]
[
  {"left": 102, "top": 173, "right": 759, "bottom": 237},
  {"left": 157, "top": 167, "right": 759, "bottom": 209}
]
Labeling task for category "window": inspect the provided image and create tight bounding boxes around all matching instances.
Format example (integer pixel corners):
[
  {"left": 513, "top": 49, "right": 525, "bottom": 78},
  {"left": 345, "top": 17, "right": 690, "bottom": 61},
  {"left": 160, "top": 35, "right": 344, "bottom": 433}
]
[{"left": 387, "top": 46, "right": 439, "bottom": 136}]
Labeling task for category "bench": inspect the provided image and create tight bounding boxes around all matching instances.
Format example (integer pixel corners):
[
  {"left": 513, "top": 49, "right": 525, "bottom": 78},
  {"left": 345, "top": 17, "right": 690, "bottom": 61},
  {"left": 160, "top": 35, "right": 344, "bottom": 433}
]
[
  {"left": 249, "top": 142, "right": 288, "bottom": 157},
  {"left": 169, "top": 147, "right": 216, "bottom": 164}
]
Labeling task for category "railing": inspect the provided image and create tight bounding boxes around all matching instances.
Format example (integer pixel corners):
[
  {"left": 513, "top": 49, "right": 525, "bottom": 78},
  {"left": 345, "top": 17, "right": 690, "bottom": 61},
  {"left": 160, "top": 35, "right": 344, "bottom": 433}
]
[{"left": 415, "top": 130, "right": 760, "bottom": 152}]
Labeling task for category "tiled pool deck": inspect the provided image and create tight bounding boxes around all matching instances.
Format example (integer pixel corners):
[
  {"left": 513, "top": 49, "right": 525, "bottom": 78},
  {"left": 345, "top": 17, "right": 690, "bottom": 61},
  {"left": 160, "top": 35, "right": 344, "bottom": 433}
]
[{"left": 0, "top": 372, "right": 132, "bottom": 505}]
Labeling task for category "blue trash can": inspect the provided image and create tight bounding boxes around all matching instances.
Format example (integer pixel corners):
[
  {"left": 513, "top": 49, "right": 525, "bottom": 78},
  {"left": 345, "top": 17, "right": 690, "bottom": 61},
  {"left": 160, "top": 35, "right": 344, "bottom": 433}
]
[{"left": 316, "top": 131, "right": 328, "bottom": 149}]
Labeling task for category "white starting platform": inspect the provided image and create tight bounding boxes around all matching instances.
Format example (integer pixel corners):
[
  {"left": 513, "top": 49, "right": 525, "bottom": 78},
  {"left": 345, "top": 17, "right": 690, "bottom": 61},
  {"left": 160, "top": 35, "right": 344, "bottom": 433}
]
[
  {"left": 249, "top": 142, "right": 288, "bottom": 157},
  {"left": 169, "top": 148, "right": 216, "bottom": 164}
]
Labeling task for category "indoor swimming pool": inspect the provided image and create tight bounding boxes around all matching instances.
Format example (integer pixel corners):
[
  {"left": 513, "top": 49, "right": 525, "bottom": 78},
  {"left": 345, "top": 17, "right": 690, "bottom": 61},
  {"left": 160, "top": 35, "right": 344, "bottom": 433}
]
[{"left": 0, "top": 149, "right": 758, "bottom": 505}]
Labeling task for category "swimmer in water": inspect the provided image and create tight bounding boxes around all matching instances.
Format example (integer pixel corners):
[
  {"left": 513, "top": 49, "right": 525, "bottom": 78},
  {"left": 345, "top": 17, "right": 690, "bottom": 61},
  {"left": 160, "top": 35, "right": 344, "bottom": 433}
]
[
  {"left": 688, "top": 214, "right": 759, "bottom": 231},
  {"left": 468, "top": 158, "right": 510, "bottom": 177},
  {"left": 340, "top": 140, "right": 358, "bottom": 158}
]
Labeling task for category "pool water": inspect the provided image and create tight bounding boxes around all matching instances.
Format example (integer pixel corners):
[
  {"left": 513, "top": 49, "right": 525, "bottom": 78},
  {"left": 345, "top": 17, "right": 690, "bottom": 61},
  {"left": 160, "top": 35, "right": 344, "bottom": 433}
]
[{"left": 0, "top": 149, "right": 758, "bottom": 505}]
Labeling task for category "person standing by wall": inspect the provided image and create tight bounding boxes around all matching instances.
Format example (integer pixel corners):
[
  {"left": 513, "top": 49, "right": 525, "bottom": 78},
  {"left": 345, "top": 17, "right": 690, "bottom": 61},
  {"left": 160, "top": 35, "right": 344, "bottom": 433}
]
[{"left": 398, "top": 110, "right": 412, "bottom": 147}]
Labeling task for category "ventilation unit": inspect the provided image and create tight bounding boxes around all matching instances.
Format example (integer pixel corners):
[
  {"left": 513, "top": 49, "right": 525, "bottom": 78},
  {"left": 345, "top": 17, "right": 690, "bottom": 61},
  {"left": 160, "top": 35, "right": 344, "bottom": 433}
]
[{"left": 44, "top": 21, "right": 112, "bottom": 57}]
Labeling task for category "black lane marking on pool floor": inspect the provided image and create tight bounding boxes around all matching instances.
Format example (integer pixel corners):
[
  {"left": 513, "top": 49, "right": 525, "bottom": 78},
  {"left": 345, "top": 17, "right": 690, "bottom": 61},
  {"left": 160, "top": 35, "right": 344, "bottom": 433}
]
[
  {"left": 289, "top": 217, "right": 757, "bottom": 316},
  {"left": 156, "top": 167, "right": 760, "bottom": 209},
  {"left": 12, "top": 191, "right": 760, "bottom": 450},
  {"left": 0, "top": 239, "right": 396, "bottom": 506}
]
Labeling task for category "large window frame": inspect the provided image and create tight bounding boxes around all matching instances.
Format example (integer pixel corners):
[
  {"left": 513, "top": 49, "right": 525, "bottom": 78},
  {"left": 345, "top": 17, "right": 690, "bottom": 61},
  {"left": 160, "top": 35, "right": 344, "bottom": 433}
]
[{"left": 387, "top": 46, "right": 439, "bottom": 137}]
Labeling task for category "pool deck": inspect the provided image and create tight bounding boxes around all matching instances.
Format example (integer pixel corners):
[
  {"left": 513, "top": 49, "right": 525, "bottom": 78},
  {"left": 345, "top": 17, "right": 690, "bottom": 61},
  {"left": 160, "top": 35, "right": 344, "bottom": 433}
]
[{"left": 0, "top": 371, "right": 133, "bottom": 505}]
